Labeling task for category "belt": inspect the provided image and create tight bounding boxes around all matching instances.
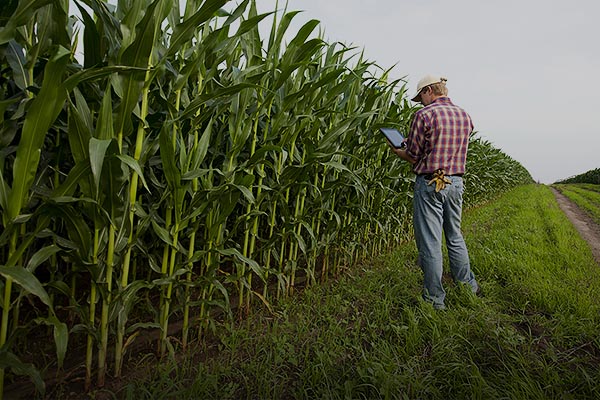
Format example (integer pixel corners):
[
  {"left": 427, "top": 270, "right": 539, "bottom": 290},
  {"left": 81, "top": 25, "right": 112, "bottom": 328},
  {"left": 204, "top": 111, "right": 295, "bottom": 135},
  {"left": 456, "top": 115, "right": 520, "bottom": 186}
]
[
  {"left": 420, "top": 169, "right": 461, "bottom": 193},
  {"left": 419, "top": 172, "right": 463, "bottom": 180}
]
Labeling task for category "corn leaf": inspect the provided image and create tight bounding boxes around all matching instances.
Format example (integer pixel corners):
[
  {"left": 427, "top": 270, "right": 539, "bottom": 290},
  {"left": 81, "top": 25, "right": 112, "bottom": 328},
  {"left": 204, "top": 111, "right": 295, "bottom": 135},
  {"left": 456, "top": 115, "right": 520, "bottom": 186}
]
[
  {"left": 0, "top": 172, "right": 9, "bottom": 219},
  {"left": 34, "top": 316, "right": 68, "bottom": 369},
  {"left": 50, "top": 162, "right": 92, "bottom": 198},
  {"left": 47, "top": 205, "right": 92, "bottom": 263},
  {"left": 0, "top": 350, "right": 45, "bottom": 394},
  {"left": 165, "top": 0, "right": 228, "bottom": 59},
  {"left": 67, "top": 95, "right": 93, "bottom": 199},
  {"left": 7, "top": 45, "right": 70, "bottom": 220},
  {"left": 73, "top": 0, "right": 102, "bottom": 68},
  {"left": 95, "top": 82, "right": 114, "bottom": 141},
  {"left": 217, "top": 247, "right": 264, "bottom": 280},
  {"left": 114, "top": 0, "right": 162, "bottom": 139},
  {"left": 117, "top": 155, "right": 149, "bottom": 192},
  {"left": 89, "top": 138, "right": 112, "bottom": 194},
  {"left": 0, "top": 0, "right": 53, "bottom": 45},
  {"left": 0, "top": 265, "right": 52, "bottom": 308},
  {"left": 99, "top": 140, "right": 127, "bottom": 219},
  {"left": 4, "top": 40, "right": 27, "bottom": 90},
  {"left": 26, "top": 245, "right": 60, "bottom": 273}
]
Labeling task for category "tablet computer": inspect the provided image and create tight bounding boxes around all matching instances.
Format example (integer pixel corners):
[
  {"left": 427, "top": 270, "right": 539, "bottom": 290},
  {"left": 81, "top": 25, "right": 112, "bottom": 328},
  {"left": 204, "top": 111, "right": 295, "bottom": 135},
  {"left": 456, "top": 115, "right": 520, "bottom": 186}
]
[{"left": 380, "top": 127, "right": 406, "bottom": 149}]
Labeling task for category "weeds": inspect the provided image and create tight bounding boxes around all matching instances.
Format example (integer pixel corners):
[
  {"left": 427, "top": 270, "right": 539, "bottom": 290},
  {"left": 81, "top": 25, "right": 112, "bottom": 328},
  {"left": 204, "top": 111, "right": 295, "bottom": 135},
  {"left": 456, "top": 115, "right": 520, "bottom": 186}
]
[{"left": 104, "top": 185, "right": 600, "bottom": 399}]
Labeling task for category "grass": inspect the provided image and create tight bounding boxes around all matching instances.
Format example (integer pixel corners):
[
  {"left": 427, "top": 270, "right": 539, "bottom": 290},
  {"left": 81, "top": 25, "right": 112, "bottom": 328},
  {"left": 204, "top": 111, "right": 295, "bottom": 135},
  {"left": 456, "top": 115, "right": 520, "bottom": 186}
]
[
  {"left": 554, "top": 184, "right": 600, "bottom": 225},
  {"left": 61, "top": 184, "right": 600, "bottom": 399}
]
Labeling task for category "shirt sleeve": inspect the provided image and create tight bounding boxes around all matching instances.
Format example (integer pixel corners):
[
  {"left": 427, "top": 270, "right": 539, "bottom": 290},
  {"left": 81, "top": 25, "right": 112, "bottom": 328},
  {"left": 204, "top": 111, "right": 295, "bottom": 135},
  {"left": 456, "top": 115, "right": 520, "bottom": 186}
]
[{"left": 406, "top": 112, "right": 426, "bottom": 161}]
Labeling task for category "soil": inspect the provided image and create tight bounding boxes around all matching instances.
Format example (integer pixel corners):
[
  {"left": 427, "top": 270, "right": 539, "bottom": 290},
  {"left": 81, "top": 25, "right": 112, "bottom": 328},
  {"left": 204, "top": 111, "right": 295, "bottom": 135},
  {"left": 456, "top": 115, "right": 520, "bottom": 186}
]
[{"left": 551, "top": 187, "right": 600, "bottom": 265}]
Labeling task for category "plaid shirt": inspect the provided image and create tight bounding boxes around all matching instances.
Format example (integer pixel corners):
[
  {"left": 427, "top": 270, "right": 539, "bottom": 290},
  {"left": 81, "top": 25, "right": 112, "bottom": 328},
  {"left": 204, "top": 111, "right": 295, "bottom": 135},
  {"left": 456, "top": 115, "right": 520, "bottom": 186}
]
[{"left": 406, "top": 97, "right": 473, "bottom": 176}]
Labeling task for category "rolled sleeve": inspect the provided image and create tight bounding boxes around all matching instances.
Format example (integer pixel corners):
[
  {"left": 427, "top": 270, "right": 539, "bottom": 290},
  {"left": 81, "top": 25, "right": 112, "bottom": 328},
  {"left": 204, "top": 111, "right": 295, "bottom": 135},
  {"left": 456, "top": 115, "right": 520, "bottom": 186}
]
[{"left": 406, "top": 113, "right": 426, "bottom": 162}]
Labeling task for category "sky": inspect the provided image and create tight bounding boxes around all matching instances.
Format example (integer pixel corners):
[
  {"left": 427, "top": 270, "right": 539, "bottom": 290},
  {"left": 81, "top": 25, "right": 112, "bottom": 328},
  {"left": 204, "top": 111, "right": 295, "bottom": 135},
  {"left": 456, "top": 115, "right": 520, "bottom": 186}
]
[{"left": 254, "top": 0, "right": 600, "bottom": 184}]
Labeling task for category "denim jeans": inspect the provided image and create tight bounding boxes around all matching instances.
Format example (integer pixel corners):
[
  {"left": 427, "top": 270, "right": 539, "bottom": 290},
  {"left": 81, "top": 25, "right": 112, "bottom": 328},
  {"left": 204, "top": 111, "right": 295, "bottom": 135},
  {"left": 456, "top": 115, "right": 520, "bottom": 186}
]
[{"left": 413, "top": 175, "right": 478, "bottom": 309}]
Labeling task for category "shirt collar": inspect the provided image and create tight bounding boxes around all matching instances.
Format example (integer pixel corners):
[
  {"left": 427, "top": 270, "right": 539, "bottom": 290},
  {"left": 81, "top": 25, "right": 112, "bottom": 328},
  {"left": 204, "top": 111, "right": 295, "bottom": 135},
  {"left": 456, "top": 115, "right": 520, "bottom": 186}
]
[{"left": 430, "top": 97, "right": 452, "bottom": 105}]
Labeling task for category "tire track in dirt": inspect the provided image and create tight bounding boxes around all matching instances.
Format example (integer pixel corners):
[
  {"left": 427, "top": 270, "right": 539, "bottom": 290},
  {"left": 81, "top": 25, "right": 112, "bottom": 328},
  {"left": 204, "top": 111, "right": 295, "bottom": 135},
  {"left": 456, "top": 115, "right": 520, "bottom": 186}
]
[{"left": 551, "top": 187, "right": 600, "bottom": 265}]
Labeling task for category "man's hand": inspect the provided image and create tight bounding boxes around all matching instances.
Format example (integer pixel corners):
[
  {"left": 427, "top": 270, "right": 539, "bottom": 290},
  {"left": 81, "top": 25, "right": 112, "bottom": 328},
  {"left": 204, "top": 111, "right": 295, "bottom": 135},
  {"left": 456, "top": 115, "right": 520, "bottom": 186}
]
[{"left": 387, "top": 139, "right": 416, "bottom": 164}]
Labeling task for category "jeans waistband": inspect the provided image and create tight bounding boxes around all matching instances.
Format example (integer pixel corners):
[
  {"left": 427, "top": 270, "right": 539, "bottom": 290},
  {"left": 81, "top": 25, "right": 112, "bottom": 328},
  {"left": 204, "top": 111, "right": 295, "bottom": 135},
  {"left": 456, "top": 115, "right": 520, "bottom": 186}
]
[{"left": 418, "top": 173, "right": 463, "bottom": 180}]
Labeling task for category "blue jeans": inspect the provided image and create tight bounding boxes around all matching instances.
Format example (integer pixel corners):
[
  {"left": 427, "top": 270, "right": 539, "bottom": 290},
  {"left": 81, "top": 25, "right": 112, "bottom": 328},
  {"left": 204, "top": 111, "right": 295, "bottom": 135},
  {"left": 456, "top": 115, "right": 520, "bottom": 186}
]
[{"left": 413, "top": 175, "right": 478, "bottom": 309}]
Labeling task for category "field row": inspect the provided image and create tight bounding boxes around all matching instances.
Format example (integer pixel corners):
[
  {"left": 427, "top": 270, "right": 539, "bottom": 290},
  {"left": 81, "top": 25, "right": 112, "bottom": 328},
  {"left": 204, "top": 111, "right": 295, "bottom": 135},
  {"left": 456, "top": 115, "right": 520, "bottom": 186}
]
[
  {"left": 91, "top": 184, "right": 600, "bottom": 400},
  {"left": 553, "top": 183, "right": 600, "bottom": 225}
]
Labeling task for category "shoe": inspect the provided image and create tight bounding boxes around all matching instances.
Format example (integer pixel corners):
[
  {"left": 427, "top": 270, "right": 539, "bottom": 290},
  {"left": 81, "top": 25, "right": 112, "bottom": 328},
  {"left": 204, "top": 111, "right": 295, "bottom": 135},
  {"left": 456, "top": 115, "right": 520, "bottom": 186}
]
[{"left": 475, "top": 286, "right": 483, "bottom": 297}]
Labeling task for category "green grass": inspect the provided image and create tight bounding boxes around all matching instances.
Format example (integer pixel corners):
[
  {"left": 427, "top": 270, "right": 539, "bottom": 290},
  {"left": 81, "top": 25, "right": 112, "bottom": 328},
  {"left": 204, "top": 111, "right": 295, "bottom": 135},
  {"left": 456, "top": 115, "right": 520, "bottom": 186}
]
[
  {"left": 554, "top": 184, "right": 600, "bottom": 224},
  {"left": 77, "top": 184, "right": 600, "bottom": 399}
]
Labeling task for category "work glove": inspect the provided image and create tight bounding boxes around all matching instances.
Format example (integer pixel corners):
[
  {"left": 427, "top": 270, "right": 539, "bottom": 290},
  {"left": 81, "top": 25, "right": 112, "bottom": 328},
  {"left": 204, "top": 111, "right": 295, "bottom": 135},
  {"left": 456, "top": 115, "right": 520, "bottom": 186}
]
[{"left": 427, "top": 169, "right": 452, "bottom": 193}]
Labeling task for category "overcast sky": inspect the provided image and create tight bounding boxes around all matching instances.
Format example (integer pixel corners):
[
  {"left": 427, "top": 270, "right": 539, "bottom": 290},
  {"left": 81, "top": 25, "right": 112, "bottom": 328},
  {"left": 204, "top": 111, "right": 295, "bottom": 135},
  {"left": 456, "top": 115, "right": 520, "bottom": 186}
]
[{"left": 255, "top": 0, "right": 600, "bottom": 184}]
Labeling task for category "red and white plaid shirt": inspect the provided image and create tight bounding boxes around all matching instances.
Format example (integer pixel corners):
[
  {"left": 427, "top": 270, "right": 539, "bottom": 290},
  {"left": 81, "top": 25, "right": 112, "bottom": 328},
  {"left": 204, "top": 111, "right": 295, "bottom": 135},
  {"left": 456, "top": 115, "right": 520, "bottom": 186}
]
[{"left": 405, "top": 97, "right": 473, "bottom": 176}]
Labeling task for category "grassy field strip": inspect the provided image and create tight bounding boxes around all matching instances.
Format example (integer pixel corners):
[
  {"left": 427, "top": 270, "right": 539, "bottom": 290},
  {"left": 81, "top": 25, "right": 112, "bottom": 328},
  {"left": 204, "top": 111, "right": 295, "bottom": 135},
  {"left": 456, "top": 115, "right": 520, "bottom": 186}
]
[
  {"left": 554, "top": 184, "right": 600, "bottom": 224},
  {"left": 106, "top": 184, "right": 600, "bottom": 400},
  {"left": 577, "top": 183, "right": 600, "bottom": 194}
]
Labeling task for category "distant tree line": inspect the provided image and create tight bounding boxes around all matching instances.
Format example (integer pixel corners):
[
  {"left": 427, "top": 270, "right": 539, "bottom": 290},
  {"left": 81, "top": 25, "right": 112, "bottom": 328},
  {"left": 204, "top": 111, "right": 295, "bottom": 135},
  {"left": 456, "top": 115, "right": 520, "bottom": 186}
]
[{"left": 556, "top": 168, "right": 600, "bottom": 184}]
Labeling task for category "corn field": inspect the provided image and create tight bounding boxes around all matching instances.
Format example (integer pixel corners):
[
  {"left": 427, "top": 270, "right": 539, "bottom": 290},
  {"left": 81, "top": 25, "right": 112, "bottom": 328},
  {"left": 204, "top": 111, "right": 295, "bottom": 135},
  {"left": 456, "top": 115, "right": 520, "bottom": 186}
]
[
  {"left": 556, "top": 168, "right": 600, "bottom": 184},
  {"left": 0, "top": 0, "right": 532, "bottom": 396}
]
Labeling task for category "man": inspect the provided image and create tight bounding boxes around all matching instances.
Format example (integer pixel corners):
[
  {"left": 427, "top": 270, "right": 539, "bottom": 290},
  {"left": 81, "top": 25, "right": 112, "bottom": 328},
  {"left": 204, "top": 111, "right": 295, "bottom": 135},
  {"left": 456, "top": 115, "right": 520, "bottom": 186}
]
[{"left": 390, "top": 74, "right": 479, "bottom": 310}]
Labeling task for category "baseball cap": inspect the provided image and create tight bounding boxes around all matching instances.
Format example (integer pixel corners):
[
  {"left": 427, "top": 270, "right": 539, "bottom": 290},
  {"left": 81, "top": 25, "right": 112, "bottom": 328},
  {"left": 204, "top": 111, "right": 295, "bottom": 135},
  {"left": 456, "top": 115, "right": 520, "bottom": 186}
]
[{"left": 411, "top": 75, "right": 447, "bottom": 103}]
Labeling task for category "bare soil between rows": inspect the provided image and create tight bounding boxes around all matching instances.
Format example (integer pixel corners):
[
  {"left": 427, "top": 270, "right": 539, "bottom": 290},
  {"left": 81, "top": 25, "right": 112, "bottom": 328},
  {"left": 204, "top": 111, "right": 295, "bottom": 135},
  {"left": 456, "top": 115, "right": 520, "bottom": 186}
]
[{"left": 551, "top": 187, "right": 600, "bottom": 265}]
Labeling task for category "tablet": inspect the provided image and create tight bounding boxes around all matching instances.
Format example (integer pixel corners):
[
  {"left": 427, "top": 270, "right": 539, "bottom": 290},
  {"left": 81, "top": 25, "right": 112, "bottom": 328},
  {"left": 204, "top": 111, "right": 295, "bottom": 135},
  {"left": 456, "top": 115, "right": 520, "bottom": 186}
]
[{"left": 380, "top": 127, "right": 406, "bottom": 149}]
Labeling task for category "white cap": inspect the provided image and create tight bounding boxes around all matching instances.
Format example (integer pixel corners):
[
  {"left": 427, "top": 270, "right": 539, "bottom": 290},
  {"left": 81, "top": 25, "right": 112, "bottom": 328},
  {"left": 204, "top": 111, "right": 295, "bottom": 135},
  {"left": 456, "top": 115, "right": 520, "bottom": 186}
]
[{"left": 411, "top": 75, "right": 447, "bottom": 103}]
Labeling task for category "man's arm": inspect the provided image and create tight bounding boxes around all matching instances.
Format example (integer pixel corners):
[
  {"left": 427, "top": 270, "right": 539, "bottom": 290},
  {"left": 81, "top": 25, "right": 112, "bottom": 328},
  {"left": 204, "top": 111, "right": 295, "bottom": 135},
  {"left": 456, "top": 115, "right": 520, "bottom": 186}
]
[{"left": 387, "top": 140, "right": 416, "bottom": 164}]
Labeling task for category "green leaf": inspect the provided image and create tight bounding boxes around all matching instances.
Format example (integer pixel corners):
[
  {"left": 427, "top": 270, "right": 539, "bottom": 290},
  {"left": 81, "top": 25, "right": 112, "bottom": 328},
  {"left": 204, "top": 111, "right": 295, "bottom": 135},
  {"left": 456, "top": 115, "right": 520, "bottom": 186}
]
[
  {"left": 34, "top": 0, "right": 70, "bottom": 54},
  {"left": 46, "top": 205, "right": 92, "bottom": 263},
  {"left": 0, "top": 350, "right": 45, "bottom": 394},
  {"left": 26, "top": 245, "right": 60, "bottom": 273},
  {"left": 115, "top": 281, "right": 153, "bottom": 320},
  {"left": 0, "top": 171, "right": 9, "bottom": 220},
  {"left": 74, "top": 0, "right": 102, "bottom": 68},
  {"left": 166, "top": 0, "right": 228, "bottom": 59},
  {"left": 234, "top": 12, "right": 273, "bottom": 38},
  {"left": 247, "top": 145, "right": 281, "bottom": 166},
  {"left": 232, "top": 183, "right": 255, "bottom": 204},
  {"left": 117, "top": 154, "right": 149, "bottom": 192},
  {"left": 7, "top": 45, "right": 70, "bottom": 219},
  {"left": 34, "top": 316, "right": 68, "bottom": 369},
  {"left": 3, "top": 215, "right": 51, "bottom": 267},
  {"left": 159, "top": 126, "right": 181, "bottom": 190},
  {"left": 125, "top": 322, "right": 161, "bottom": 335},
  {"left": 46, "top": 281, "right": 71, "bottom": 298},
  {"left": 68, "top": 90, "right": 93, "bottom": 165},
  {"left": 54, "top": 319, "right": 68, "bottom": 368},
  {"left": 0, "top": 0, "right": 54, "bottom": 45},
  {"left": 100, "top": 140, "right": 127, "bottom": 219},
  {"left": 151, "top": 220, "right": 173, "bottom": 247},
  {"left": 288, "top": 19, "right": 320, "bottom": 49},
  {"left": 269, "top": 10, "right": 302, "bottom": 58},
  {"left": 5, "top": 40, "right": 27, "bottom": 90},
  {"left": 95, "top": 82, "right": 114, "bottom": 141},
  {"left": 195, "top": 119, "right": 213, "bottom": 169},
  {"left": 63, "top": 66, "right": 148, "bottom": 92},
  {"left": 0, "top": 266, "right": 52, "bottom": 308},
  {"left": 89, "top": 137, "right": 112, "bottom": 195},
  {"left": 217, "top": 248, "right": 264, "bottom": 281},
  {"left": 50, "top": 162, "right": 92, "bottom": 198},
  {"left": 181, "top": 168, "right": 211, "bottom": 181},
  {"left": 323, "top": 161, "right": 351, "bottom": 173},
  {"left": 178, "top": 83, "right": 258, "bottom": 121},
  {"left": 114, "top": 0, "right": 162, "bottom": 139}
]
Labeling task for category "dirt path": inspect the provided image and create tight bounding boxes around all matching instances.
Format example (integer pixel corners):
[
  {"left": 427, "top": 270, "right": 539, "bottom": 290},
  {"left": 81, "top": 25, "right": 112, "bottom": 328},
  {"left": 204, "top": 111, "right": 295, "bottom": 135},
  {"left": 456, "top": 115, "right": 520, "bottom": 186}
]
[{"left": 551, "top": 187, "right": 600, "bottom": 265}]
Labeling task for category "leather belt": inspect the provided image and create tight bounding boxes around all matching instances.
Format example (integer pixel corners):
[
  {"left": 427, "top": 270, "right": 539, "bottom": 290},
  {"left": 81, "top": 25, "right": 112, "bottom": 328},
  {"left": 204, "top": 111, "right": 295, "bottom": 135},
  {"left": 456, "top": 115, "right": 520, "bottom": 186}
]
[{"left": 419, "top": 173, "right": 463, "bottom": 180}]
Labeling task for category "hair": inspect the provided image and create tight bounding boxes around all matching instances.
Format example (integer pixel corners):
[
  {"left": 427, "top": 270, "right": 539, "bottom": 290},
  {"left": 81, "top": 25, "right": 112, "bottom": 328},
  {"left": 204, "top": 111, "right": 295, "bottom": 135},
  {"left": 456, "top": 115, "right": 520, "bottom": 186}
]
[{"left": 427, "top": 78, "right": 448, "bottom": 96}]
